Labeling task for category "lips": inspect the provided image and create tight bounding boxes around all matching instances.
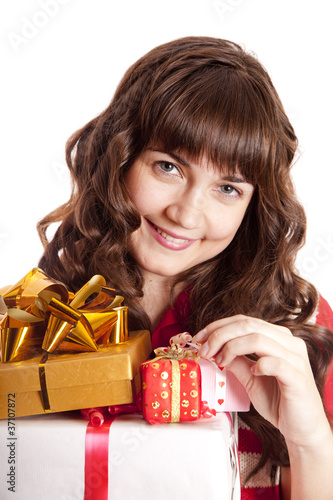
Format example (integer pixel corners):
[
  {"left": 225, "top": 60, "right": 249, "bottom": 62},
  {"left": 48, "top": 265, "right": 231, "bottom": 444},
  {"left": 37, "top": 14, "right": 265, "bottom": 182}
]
[
  {"left": 154, "top": 225, "right": 189, "bottom": 244},
  {"left": 146, "top": 219, "right": 197, "bottom": 251}
]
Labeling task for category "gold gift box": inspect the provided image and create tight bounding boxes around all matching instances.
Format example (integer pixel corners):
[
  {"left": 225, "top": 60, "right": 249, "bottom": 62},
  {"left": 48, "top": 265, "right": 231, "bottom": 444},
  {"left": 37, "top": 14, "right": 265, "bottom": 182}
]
[{"left": 0, "top": 330, "right": 151, "bottom": 419}]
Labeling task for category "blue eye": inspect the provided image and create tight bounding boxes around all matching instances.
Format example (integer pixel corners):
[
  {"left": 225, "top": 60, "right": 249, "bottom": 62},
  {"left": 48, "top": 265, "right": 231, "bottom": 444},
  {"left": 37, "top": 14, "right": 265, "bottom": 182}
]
[
  {"left": 155, "top": 161, "right": 182, "bottom": 177},
  {"left": 157, "top": 161, "right": 178, "bottom": 173},
  {"left": 219, "top": 185, "right": 239, "bottom": 195}
]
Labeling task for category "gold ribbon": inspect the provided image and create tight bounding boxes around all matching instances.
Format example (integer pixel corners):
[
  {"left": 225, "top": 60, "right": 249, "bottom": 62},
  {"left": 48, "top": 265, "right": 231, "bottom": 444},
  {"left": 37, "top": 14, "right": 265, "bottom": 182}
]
[
  {"left": 0, "top": 268, "right": 68, "bottom": 362},
  {"left": 154, "top": 343, "right": 199, "bottom": 361},
  {"left": 0, "top": 268, "right": 128, "bottom": 362},
  {"left": 0, "top": 268, "right": 128, "bottom": 412},
  {"left": 170, "top": 359, "right": 180, "bottom": 422}
]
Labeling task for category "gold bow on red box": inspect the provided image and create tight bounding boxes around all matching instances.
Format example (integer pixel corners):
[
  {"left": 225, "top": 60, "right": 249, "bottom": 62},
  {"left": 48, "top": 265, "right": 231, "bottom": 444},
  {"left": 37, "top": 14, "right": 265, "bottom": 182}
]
[{"left": 0, "top": 268, "right": 128, "bottom": 363}]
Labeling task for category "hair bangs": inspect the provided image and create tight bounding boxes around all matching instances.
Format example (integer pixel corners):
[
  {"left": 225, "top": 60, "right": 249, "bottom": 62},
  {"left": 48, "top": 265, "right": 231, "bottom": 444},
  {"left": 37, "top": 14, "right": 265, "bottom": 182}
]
[{"left": 140, "top": 65, "right": 275, "bottom": 186}]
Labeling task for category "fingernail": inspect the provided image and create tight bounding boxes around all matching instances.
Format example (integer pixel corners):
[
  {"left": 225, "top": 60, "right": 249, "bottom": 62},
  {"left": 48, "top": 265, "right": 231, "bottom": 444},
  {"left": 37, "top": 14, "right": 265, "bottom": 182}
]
[
  {"left": 215, "top": 353, "right": 223, "bottom": 365},
  {"left": 193, "top": 328, "right": 207, "bottom": 341},
  {"left": 251, "top": 364, "right": 261, "bottom": 375},
  {"left": 198, "top": 343, "right": 209, "bottom": 357}
]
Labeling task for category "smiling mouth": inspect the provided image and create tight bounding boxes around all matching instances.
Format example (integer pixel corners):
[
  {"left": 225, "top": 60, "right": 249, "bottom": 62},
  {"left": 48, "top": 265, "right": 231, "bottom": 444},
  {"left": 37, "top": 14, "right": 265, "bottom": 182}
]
[{"left": 153, "top": 224, "right": 189, "bottom": 244}]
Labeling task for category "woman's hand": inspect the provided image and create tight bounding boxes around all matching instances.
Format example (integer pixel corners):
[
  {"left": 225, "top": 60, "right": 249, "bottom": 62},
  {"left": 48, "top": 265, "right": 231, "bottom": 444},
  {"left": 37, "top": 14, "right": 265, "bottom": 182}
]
[{"left": 193, "top": 315, "right": 331, "bottom": 451}]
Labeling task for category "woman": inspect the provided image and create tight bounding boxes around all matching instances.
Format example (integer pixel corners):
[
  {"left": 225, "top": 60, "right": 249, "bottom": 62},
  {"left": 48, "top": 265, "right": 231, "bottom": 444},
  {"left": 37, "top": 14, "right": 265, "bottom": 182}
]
[{"left": 37, "top": 36, "right": 333, "bottom": 499}]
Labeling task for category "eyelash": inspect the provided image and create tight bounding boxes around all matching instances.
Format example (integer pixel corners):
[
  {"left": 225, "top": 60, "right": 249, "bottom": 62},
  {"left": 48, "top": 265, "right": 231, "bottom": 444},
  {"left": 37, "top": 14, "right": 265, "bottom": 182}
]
[
  {"left": 218, "top": 185, "right": 241, "bottom": 197},
  {"left": 154, "top": 160, "right": 242, "bottom": 198},
  {"left": 155, "top": 161, "right": 180, "bottom": 175}
]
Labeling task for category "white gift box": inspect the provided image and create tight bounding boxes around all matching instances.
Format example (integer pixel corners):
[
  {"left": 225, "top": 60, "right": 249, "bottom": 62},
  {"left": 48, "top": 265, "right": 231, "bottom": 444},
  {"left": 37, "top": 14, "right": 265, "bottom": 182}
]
[{"left": 0, "top": 411, "right": 240, "bottom": 500}]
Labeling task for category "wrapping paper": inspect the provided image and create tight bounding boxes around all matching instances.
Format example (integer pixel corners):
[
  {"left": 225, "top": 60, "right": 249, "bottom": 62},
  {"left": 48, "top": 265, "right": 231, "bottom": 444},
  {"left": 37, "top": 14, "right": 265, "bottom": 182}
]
[
  {"left": 0, "top": 330, "right": 152, "bottom": 418},
  {"left": 0, "top": 411, "right": 240, "bottom": 500},
  {"left": 141, "top": 357, "right": 201, "bottom": 424}
]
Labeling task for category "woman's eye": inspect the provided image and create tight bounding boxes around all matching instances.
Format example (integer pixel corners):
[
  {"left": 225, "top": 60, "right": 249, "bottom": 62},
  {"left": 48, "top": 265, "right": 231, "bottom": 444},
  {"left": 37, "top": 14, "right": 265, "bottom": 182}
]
[
  {"left": 156, "top": 161, "right": 179, "bottom": 175},
  {"left": 219, "top": 184, "right": 239, "bottom": 196}
]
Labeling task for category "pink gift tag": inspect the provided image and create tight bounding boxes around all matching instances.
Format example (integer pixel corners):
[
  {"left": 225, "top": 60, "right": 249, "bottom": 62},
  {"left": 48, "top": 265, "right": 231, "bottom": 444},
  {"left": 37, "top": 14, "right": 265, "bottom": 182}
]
[{"left": 198, "top": 358, "right": 250, "bottom": 412}]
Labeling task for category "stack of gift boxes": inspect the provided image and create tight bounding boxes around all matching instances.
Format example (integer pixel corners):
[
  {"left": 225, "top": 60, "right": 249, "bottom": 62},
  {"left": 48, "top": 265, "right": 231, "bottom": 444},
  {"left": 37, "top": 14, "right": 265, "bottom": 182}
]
[{"left": 0, "top": 269, "right": 249, "bottom": 500}]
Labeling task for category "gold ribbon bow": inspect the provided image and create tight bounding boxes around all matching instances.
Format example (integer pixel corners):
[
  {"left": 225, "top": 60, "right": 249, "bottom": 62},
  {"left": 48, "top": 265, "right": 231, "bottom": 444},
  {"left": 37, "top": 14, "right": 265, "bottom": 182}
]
[
  {"left": 0, "top": 268, "right": 128, "bottom": 363},
  {"left": 154, "top": 343, "right": 199, "bottom": 361}
]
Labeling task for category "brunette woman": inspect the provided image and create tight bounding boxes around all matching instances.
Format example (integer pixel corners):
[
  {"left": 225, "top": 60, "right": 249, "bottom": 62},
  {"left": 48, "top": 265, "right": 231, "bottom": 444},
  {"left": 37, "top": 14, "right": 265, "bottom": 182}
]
[{"left": 37, "top": 36, "right": 333, "bottom": 499}]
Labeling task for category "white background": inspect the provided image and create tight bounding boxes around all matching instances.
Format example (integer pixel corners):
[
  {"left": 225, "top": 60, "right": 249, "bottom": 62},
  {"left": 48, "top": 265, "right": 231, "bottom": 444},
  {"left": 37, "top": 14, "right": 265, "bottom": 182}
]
[{"left": 1, "top": 0, "right": 332, "bottom": 305}]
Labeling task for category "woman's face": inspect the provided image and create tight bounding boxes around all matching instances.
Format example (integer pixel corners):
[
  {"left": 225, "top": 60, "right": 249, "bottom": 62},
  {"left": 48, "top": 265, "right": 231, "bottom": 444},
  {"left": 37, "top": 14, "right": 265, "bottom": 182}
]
[{"left": 124, "top": 148, "right": 255, "bottom": 280}]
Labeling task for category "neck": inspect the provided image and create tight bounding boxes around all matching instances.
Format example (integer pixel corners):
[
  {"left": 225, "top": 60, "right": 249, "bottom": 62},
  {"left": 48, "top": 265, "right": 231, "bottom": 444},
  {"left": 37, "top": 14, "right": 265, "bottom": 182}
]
[{"left": 139, "top": 272, "right": 184, "bottom": 331}]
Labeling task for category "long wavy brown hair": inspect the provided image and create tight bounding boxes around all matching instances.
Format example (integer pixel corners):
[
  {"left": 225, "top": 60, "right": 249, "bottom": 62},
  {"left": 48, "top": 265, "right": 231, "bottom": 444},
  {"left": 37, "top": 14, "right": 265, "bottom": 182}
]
[{"left": 37, "top": 36, "right": 333, "bottom": 479}]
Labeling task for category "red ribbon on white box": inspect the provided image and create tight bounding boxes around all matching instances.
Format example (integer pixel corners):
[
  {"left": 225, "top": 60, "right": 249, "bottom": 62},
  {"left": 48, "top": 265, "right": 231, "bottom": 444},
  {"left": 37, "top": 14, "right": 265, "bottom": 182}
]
[
  {"left": 83, "top": 413, "right": 241, "bottom": 500},
  {"left": 84, "top": 416, "right": 116, "bottom": 500}
]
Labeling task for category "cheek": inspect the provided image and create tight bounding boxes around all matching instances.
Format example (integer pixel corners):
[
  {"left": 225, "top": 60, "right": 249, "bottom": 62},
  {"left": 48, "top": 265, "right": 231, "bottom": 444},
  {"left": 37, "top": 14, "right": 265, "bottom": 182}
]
[
  {"left": 130, "top": 189, "right": 159, "bottom": 216},
  {"left": 126, "top": 174, "right": 150, "bottom": 215},
  {"left": 128, "top": 179, "right": 168, "bottom": 217},
  {"left": 124, "top": 164, "right": 152, "bottom": 214},
  {"left": 208, "top": 208, "right": 246, "bottom": 241}
]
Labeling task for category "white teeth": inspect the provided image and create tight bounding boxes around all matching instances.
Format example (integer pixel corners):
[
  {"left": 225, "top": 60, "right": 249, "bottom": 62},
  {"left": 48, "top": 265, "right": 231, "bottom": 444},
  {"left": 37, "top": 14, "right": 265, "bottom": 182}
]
[{"left": 155, "top": 225, "right": 188, "bottom": 244}]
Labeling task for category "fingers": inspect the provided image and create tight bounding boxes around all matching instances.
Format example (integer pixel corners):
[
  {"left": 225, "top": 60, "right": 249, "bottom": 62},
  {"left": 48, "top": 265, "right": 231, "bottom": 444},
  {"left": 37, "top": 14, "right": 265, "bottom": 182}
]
[
  {"left": 250, "top": 348, "right": 312, "bottom": 386},
  {"left": 216, "top": 331, "right": 308, "bottom": 369},
  {"left": 192, "top": 316, "right": 311, "bottom": 385},
  {"left": 193, "top": 315, "right": 329, "bottom": 449},
  {"left": 193, "top": 315, "right": 294, "bottom": 361},
  {"left": 220, "top": 355, "right": 255, "bottom": 392},
  {"left": 194, "top": 315, "right": 253, "bottom": 343},
  {"left": 194, "top": 315, "right": 291, "bottom": 343}
]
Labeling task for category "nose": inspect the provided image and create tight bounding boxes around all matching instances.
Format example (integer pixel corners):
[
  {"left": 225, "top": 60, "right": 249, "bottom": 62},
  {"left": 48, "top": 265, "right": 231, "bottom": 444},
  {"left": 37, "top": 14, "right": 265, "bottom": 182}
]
[{"left": 165, "top": 189, "right": 205, "bottom": 230}]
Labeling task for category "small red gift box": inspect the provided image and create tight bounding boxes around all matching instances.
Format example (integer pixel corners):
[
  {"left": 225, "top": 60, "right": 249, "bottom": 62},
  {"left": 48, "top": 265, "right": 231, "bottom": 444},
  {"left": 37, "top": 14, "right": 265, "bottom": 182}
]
[{"left": 141, "top": 356, "right": 201, "bottom": 424}]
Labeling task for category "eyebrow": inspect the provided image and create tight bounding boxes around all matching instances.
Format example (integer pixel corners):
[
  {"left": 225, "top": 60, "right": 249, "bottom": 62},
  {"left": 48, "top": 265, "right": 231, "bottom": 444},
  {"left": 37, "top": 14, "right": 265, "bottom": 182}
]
[
  {"left": 221, "top": 175, "right": 249, "bottom": 184},
  {"left": 150, "top": 148, "right": 250, "bottom": 184}
]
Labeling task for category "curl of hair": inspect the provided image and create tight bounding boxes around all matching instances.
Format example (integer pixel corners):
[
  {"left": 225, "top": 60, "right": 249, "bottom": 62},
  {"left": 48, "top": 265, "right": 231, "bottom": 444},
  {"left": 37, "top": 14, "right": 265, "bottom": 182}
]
[{"left": 37, "top": 36, "right": 333, "bottom": 480}]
